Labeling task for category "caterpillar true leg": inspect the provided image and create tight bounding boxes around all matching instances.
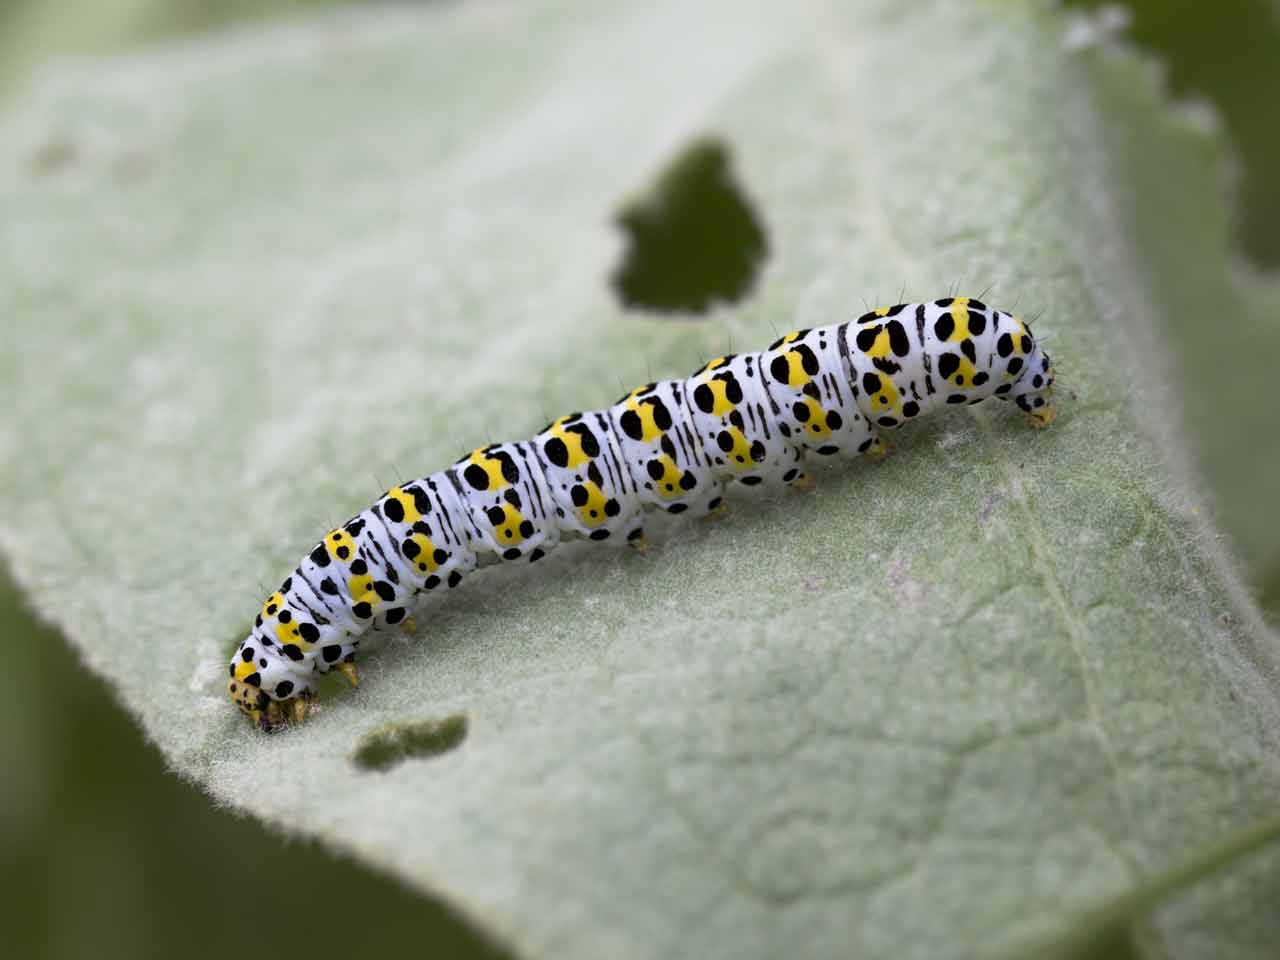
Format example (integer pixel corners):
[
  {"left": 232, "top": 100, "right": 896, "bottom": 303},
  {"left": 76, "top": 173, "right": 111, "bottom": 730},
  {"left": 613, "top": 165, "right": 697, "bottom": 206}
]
[
  {"left": 627, "top": 529, "right": 650, "bottom": 554},
  {"left": 337, "top": 658, "right": 360, "bottom": 689},
  {"left": 788, "top": 471, "right": 815, "bottom": 492},
  {"left": 228, "top": 296, "right": 1057, "bottom": 731},
  {"left": 863, "top": 435, "right": 891, "bottom": 462}
]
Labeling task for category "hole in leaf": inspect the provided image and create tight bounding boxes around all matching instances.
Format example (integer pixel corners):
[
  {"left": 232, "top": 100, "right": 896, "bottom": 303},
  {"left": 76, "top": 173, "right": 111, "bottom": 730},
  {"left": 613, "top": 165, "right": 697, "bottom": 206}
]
[
  {"left": 353, "top": 714, "right": 468, "bottom": 772},
  {"left": 610, "top": 136, "right": 768, "bottom": 315}
]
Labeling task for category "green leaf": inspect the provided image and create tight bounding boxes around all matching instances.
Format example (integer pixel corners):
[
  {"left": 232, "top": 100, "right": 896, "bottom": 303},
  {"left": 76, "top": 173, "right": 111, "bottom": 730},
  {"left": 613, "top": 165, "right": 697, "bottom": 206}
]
[
  {"left": 1060, "top": 0, "right": 1280, "bottom": 610},
  {"left": 2, "top": 2, "right": 1279, "bottom": 958}
]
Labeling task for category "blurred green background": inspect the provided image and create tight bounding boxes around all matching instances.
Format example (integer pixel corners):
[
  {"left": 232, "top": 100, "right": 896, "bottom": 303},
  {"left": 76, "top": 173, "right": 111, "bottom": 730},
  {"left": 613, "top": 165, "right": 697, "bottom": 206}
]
[{"left": 0, "top": 1, "right": 1276, "bottom": 957}]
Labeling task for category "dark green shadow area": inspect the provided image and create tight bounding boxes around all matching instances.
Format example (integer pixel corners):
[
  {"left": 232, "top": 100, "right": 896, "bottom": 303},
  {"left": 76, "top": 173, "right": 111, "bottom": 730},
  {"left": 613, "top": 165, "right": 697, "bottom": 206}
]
[
  {"left": 354, "top": 715, "right": 470, "bottom": 772},
  {"left": 1262, "top": 571, "right": 1280, "bottom": 625},
  {"left": 611, "top": 136, "right": 768, "bottom": 315},
  {"left": 0, "top": 574, "right": 509, "bottom": 960},
  {"left": 1063, "top": 0, "right": 1280, "bottom": 269}
]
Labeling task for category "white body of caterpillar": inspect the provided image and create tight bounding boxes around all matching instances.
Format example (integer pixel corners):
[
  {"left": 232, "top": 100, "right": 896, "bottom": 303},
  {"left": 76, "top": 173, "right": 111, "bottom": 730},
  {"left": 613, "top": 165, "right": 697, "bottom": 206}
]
[{"left": 229, "top": 297, "right": 1056, "bottom": 730}]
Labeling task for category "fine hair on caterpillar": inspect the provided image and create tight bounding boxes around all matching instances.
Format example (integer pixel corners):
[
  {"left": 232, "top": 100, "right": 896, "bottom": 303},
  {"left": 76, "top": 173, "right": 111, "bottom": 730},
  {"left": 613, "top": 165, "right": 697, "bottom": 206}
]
[{"left": 228, "top": 296, "right": 1057, "bottom": 731}]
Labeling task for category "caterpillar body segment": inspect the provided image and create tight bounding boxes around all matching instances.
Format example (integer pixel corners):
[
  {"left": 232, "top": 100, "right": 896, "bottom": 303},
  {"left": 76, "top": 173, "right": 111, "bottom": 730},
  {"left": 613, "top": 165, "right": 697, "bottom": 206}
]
[
  {"left": 450, "top": 442, "right": 561, "bottom": 563},
  {"left": 761, "top": 325, "right": 877, "bottom": 458},
  {"left": 684, "top": 352, "right": 806, "bottom": 490},
  {"left": 608, "top": 379, "right": 725, "bottom": 516},
  {"left": 228, "top": 297, "right": 1056, "bottom": 730},
  {"left": 534, "top": 412, "right": 645, "bottom": 542}
]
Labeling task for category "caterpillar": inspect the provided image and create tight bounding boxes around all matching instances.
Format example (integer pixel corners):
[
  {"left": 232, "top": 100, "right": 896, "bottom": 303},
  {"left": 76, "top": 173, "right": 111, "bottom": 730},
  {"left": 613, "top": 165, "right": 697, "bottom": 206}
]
[{"left": 228, "top": 297, "right": 1056, "bottom": 730}]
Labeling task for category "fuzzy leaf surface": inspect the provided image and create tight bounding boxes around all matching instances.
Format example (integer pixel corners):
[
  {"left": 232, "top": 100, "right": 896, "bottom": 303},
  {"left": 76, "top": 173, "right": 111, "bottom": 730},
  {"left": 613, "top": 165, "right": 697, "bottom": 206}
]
[{"left": 2, "top": 2, "right": 1279, "bottom": 957}]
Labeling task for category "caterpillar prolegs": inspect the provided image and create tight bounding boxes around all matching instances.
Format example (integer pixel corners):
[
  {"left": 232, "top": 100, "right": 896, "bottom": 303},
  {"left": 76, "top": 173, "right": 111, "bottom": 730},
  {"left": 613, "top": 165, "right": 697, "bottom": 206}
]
[{"left": 228, "top": 297, "right": 1056, "bottom": 730}]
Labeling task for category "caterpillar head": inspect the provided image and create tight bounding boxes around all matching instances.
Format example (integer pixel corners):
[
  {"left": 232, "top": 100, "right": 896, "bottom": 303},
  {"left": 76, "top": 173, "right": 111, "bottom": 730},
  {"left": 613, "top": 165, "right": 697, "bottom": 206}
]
[
  {"left": 1012, "top": 340, "right": 1057, "bottom": 429},
  {"left": 227, "top": 636, "right": 310, "bottom": 732}
]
